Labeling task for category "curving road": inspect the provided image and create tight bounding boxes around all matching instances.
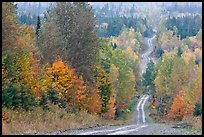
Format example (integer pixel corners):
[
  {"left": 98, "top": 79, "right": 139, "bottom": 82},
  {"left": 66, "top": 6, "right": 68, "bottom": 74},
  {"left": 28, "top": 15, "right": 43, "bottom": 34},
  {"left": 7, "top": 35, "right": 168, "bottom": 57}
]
[
  {"left": 141, "top": 35, "right": 156, "bottom": 74},
  {"left": 44, "top": 36, "right": 154, "bottom": 135},
  {"left": 33, "top": 35, "right": 201, "bottom": 135}
]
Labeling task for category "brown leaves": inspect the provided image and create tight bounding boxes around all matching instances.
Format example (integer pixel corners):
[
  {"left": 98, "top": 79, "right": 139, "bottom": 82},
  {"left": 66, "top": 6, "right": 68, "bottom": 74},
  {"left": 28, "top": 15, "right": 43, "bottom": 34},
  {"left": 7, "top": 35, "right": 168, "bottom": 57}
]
[{"left": 2, "top": 111, "right": 10, "bottom": 124}]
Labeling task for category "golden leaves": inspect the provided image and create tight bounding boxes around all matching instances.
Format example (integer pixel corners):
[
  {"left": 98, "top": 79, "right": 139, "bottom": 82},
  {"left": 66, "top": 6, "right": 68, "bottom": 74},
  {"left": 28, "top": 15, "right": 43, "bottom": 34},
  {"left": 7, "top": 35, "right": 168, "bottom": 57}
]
[
  {"left": 181, "top": 47, "right": 195, "bottom": 65},
  {"left": 46, "top": 57, "right": 86, "bottom": 110},
  {"left": 86, "top": 88, "right": 102, "bottom": 115},
  {"left": 167, "top": 90, "right": 193, "bottom": 120}
]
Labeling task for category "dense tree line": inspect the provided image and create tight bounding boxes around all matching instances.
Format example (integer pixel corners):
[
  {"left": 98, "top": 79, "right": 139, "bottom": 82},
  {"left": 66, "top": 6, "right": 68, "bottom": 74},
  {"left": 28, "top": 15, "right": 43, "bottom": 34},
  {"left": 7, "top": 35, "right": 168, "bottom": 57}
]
[
  {"left": 165, "top": 2, "right": 202, "bottom": 14},
  {"left": 144, "top": 29, "right": 202, "bottom": 121},
  {"left": 2, "top": 2, "right": 141, "bottom": 120},
  {"left": 165, "top": 15, "right": 202, "bottom": 39},
  {"left": 96, "top": 15, "right": 153, "bottom": 38},
  {"left": 94, "top": 3, "right": 153, "bottom": 38},
  {"left": 3, "top": 2, "right": 202, "bottom": 130},
  {"left": 16, "top": 2, "right": 48, "bottom": 27}
]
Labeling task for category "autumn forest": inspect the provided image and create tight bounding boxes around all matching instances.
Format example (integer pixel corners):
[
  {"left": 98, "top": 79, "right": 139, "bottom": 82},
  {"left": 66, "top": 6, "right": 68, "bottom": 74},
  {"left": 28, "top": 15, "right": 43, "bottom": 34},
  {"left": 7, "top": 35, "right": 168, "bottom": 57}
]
[{"left": 2, "top": 2, "right": 202, "bottom": 134}]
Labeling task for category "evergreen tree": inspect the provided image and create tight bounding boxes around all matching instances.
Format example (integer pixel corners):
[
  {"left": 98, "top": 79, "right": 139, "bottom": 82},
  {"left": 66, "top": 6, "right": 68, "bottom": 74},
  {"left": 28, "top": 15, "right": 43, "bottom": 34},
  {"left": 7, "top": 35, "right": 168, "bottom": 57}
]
[
  {"left": 177, "top": 46, "right": 183, "bottom": 57},
  {"left": 142, "top": 60, "right": 155, "bottom": 92},
  {"left": 36, "top": 16, "right": 41, "bottom": 38}
]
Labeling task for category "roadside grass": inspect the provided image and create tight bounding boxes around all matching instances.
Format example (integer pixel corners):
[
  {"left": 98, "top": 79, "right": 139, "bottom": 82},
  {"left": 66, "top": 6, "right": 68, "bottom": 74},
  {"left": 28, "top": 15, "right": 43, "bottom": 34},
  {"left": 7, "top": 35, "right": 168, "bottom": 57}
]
[
  {"left": 148, "top": 105, "right": 202, "bottom": 133},
  {"left": 2, "top": 105, "right": 125, "bottom": 135},
  {"left": 114, "top": 100, "right": 138, "bottom": 125},
  {"left": 144, "top": 101, "right": 155, "bottom": 124},
  {"left": 181, "top": 115, "right": 202, "bottom": 132}
]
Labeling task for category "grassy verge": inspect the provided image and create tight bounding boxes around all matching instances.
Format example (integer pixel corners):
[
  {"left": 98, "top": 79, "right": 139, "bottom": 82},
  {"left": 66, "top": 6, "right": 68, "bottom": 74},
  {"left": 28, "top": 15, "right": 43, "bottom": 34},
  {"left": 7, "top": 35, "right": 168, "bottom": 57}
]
[
  {"left": 181, "top": 115, "right": 202, "bottom": 132},
  {"left": 2, "top": 105, "right": 126, "bottom": 135},
  {"left": 148, "top": 105, "right": 202, "bottom": 132},
  {"left": 144, "top": 102, "right": 155, "bottom": 124}
]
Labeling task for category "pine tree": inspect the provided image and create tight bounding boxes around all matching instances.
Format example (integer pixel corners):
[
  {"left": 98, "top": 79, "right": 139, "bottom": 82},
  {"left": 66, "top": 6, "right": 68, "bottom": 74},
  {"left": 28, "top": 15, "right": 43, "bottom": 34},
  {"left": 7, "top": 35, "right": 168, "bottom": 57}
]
[
  {"left": 177, "top": 46, "right": 183, "bottom": 57},
  {"left": 142, "top": 60, "right": 155, "bottom": 92},
  {"left": 36, "top": 16, "right": 41, "bottom": 38}
]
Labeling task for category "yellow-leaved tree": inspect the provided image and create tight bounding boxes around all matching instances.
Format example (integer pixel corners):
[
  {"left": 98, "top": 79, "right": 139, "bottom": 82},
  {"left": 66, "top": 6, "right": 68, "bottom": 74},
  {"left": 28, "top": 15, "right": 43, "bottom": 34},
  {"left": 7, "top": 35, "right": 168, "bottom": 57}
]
[
  {"left": 47, "top": 57, "right": 86, "bottom": 110},
  {"left": 167, "top": 90, "right": 193, "bottom": 120}
]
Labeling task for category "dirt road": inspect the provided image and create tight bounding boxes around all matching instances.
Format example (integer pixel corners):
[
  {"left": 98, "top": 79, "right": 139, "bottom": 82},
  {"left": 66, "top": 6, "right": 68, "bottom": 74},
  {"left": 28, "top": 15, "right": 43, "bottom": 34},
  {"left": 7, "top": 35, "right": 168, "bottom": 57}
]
[{"left": 33, "top": 35, "right": 201, "bottom": 135}]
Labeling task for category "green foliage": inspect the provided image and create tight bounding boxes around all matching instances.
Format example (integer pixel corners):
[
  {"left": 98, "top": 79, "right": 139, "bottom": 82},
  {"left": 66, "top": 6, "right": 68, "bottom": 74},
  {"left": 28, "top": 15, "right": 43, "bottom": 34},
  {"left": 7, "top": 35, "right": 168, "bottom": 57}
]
[
  {"left": 111, "top": 49, "right": 136, "bottom": 111},
  {"left": 143, "top": 28, "right": 154, "bottom": 38},
  {"left": 154, "top": 52, "right": 175, "bottom": 97},
  {"left": 194, "top": 100, "right": 202, "bottom": 116},
  {"left": 36, "top": 16, "right": 41, "bottom": 38},
  {"left": 2, "top": 84, "right": 36, "bottom": 111},
  {"left": 94, "top": 65, "right": 112, "bottom": 113},
  {"left": 155, "top": 48, "right": 164, "bottom": 58},
  {"left": 95, "top": 11, "right": 152, "bottom": 38},
  {"left": 126, "top": 99, "right": 136, "bottom": 112},
  {"left": 47, "top": 90, "right": 59, "bottom": 105},
  {"left": 39, "top": 2, "right": 98, "bottom": 83},
  {"left": 19, "top": 85, "right": 36, "bottom": 111},
  {"left": 98, "top": 38, "right": 113, "bottom": 72},
  {"left": 97, "top": 33, "right": 140, "bottom": 117},
  {"left": 115, "top": 108, "right": 123, "bottom": 118},
  {"left": 39, "top": 93, "right": 49, "bottom": 110},
  {"left": 177, "top": 46, "right": 183, "bottom": 57},
  {"left": 2, "top": 85, "right": 20, "bottom": 109},
  {"left": 142, "top": 60, "right": 155, "bottom": 93},
  {"left": 153, "top": 46, "right": 202, "bottom": 119},
  {"left": 165, "top": 15, "right": 202, "bottom": 39},
  {"left": 170, "top": 56, "right": 191, "bottom": 93},
  {"left": 58, "top": 98, "right": 67, "bottom": 109}
]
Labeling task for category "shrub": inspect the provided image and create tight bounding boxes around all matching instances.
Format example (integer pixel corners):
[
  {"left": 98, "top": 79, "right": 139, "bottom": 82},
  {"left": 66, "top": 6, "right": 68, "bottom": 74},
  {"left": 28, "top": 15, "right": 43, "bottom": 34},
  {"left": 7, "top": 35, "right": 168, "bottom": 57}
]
[
  {"left": 2, "top": 85, "right": 20, "bottom": 109},
  {"left": 58, "top": 98, "right": 67, "bottom": 109},
  {"left": 194, "top": 100, "right": 202, "bottom": 116},
  {"left": 115, "top": 108, "right": 122, "bottom": 118},
  {"left": 39, "top": 93, "right": 49, "bottom": 110},
  {"left": 86, "top": 88, "right": 102, "bottom": 115},
  {"left": 47, "top": 90, "right": 59, "bottom": 105},
  {"left": 2, "top": 84, "right": 36, "bottom": 111},
  {"left": 155, "top": 48, "right": 164, "bottom": 58},
  {"left": 19, "top": 85, "right": 36, "bottom": 111}
]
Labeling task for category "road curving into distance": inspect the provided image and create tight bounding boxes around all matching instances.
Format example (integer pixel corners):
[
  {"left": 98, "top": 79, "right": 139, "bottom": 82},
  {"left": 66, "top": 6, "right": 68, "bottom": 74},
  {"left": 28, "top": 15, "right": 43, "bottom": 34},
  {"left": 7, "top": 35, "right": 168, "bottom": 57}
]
[
  {"left": 141, "top": 35, "right": 156, "bottom": 74},
  {"left": 33, "top": 35, "right": 201, "bottom": 135}
]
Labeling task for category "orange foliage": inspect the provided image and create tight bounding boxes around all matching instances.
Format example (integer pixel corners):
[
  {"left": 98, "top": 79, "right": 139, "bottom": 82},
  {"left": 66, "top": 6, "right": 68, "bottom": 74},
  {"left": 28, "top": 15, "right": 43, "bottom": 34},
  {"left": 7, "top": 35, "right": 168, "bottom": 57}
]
[
  {"left": 102, "top": 95, "right": 116, "bottom": 119},
  {"left": 47, "top": 57, "right": 86, "bottom": 110},
  {"left": 167, "top": 90, "right": 193, "bottom": 120},
  {"left": 86, "top": 88, "right": 102, "bottom": 115},
  {"left": 27, "top": 52, "right": 40, "bottom": 96}
]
